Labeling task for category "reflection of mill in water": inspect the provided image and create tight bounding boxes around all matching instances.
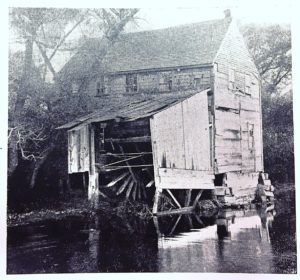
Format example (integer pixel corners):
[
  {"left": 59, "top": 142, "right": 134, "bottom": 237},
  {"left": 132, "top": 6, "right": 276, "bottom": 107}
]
[{"left": 154, "top": 206, "right": 276, "bottom": 272}]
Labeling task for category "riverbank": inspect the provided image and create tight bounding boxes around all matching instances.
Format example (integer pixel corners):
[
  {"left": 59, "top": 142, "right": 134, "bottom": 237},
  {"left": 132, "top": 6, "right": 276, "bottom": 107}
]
[
  {"left": 7, "top": 183, "right": 294, "bottom": 227},
  {"left": 7, "top": 195, "right": 154, "bottom": 227}
]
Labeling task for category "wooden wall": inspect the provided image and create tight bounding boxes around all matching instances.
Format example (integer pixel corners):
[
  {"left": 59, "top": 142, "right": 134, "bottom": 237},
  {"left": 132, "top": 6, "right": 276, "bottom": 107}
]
[
  {"left": 151, "top": 91, "right": 214, "bottom": 189},
  {"left": 84, "top": 67, "right": 212, "bottom": 96},
  {"left": 213, "top": 20, "right": 263, "bottom": 174},
  {"left": 68, "top": 125, "right": 90, "bottom": 173}
]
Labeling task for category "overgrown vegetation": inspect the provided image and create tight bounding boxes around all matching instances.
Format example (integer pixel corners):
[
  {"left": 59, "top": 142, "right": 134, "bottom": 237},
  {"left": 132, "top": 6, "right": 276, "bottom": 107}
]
[{"left": 241, "top": 23, "right": 293, "bottom": 183}]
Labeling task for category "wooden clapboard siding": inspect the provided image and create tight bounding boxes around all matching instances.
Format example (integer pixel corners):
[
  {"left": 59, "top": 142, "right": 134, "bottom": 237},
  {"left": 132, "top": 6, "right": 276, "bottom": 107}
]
[
  {"left": 213, "top": 20, "right": 263, "bottom": 174},
  {"left": 214, "top": 109, "right": 242, "bottom": 173},
  {"left": 68, "top": 125, "right": 90, "bottom": 174}
]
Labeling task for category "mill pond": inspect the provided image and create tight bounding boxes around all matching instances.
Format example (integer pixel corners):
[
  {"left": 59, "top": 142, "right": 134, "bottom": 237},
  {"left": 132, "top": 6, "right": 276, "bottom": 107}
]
[{"left": 7, "top": 184, "right": 296, "bottom": 274}]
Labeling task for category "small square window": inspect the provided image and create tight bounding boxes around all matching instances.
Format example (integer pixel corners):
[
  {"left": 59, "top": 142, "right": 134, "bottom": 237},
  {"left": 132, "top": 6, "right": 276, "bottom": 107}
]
[
  {"left": 96, "top": 77, "right": 105, "bottom": 96},
  {"left": 248, "top": 123, "right": 254, "bottom": 150},
  {"left": 194, "top": 78, "right": 201, "bottom": 88},
  {"left": 168, "top": 79, "right": 172, "bottom": 91},
  {"left": 126, "top": 74, "right": 138, "bottom": 93}
]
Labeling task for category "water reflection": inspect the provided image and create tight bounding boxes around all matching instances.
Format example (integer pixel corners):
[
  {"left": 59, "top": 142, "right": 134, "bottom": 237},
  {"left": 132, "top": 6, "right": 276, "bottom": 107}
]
[
  {"left": 153, "top": 207, "right": 276, "bottom": 273},
  {"left": 7, "top": 204, "right": 294, "bottom": 273}
]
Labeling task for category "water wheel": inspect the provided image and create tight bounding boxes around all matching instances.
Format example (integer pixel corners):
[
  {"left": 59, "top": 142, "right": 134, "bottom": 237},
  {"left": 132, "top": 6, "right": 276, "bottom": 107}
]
[{"left": 99, "top": 142, "right": 155, "bottom": 202}]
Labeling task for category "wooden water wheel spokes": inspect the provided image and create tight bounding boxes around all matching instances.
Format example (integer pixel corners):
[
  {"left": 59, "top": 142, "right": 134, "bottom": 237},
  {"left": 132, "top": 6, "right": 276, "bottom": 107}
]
[
  {"left": 153, "top": 189, "right": 204, "bottom": 215},
  {"left": 102, "top": 143, "right": 154, "bottom": 201}
]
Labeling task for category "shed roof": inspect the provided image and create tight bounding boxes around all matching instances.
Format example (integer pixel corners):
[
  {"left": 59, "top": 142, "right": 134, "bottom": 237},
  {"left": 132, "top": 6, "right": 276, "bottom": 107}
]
[
  {"left": 61, "top": 17, "right": 231, "bottom": 78},
  {"left": 57, "top": 89, "right": 211, "bottom": 130}
]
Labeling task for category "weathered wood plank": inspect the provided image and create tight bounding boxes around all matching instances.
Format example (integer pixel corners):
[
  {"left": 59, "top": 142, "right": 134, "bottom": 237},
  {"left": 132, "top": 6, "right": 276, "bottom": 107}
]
[
  {"left": 214, "top": 91, "right": 239, "bottom": 110},
  {"left": 182, "top": 92, "right": 211, "bottom": 170},
  {"left": 106, "top": 136, "right": 151, "bottom": 143},
  {"left": 156, "top": 206, "right": 194, "bottom": 216},
  {"left": 158, "top": 176, "right": 214, "bottom": 189},
  {"left": 158, "top": 168, "right": 214, "bottom": 178},
  {"left": 151, "top": 102, "right": 186, "bottom": 169}
]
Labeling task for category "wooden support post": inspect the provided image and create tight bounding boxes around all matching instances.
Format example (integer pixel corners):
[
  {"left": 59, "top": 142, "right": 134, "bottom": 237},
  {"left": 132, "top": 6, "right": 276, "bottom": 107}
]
[
  {"left": 194, "top": 214, "right": 205, "bottom": 226},
  {"left": 169, "top": 215, "right": 182, "bottom": 235},
  {"left": 193, "top": 189, "right": 204, "bottom": 208},
  {"left": 82, "top": 173, "right": 87, "bottom": 191},
  {"left": 166, "top": 189, "right": 181, "bottom": 208},
  {"left": 185, "top": 189, "right": 192, "bottom": 207},
  {"left": 153, "top": 188, "right": 162, "bottom": 215}
]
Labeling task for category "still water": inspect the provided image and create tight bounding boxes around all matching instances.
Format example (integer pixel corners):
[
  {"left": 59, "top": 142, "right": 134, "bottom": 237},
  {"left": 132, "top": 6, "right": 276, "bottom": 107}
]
[{"left": 7, "top": 204, "right": 296, "bottom": 273}]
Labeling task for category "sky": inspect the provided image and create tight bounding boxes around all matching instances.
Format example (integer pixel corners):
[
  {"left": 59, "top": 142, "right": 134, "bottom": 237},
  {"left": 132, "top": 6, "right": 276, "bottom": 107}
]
[{"left": 8, "top": 0, "right": 295, "bottom": 76}]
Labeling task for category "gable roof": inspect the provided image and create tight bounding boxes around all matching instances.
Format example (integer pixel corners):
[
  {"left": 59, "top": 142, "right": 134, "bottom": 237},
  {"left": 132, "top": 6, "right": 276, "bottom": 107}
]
[
  {"left": 57, "top": 88, "right": 211, "bottom": 130},
  {"left": 61, "top": 17, "right": 231, "bottom": 78}
]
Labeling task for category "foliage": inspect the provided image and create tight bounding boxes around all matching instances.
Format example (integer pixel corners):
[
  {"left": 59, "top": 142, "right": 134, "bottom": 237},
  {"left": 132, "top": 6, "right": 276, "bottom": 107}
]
[
  {"left": 8, "top": 8, "right": 139, "bottom": 190},
  {"left": 242, "top": 24, "right": 294, "bottom": 182}
]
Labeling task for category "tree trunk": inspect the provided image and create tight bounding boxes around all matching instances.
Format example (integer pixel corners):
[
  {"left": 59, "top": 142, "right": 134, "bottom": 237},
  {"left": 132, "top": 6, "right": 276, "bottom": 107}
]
[
  {"left": 14, "top": 38, "right": 34, "bottom": 117},
  {"left": 29, "top": 144, "right": 55, "bottom": 189},
  {"left": 8, "top": 38, "right": 34, "bottom": 178}
]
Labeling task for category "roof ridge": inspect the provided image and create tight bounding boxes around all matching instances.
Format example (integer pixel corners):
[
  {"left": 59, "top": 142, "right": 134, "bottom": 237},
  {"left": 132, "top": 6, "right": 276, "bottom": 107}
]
[{"left": 121, "top": 18, "right": 227, "bottom": 36}]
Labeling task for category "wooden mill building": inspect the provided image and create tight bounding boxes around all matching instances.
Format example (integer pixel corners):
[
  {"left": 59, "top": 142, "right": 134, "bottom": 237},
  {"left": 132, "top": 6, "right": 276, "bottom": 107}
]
[{"left": 58, "top": 11, "right": 273, "bottom": 214}]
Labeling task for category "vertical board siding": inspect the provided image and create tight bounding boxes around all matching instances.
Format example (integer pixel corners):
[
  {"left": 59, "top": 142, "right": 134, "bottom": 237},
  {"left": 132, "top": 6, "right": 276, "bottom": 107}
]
[
  {"left": 182, "top": 93, "right": 211, "bottom": 170},
  {"left": 152, "top": 102, "right": 186, "bottom": 169},
  {"left": 68, "top": 125, "right": 90, "bottom": 174},
  {"left": 151, "top": 91, "right": 211, "bottom": 173}
]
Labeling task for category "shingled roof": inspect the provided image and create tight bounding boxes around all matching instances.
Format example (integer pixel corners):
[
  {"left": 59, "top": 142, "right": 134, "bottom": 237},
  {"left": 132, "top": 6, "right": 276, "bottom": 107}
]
[
  {"left": 61, "top": 17, "right": 231, "bottom": 78},
  {"left": 58, "top": 89, "right": 211, "bottom": 129}
]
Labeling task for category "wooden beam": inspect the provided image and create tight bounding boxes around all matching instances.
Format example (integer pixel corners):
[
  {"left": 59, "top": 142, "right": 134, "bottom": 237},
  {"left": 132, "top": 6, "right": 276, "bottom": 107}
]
[
  {"left": 194, "top": 214, "right": 205, "bottom": 226},
  {"left": 106, "top": 152, "right": 152, "bottom": 156},
  {"left": 126, "top": 181, "right": 135, "bottom": 199},
  {"left": 169, "top": 215, "right": 182, "bottom": 235},
  {"left": 166, "top": 189, "right": 181, "bottom": 209},
  {"left": 156, "top": 206, "right": 194, "bottom": 216},
  {"left": 185, "top": 189, "right": 192, "bottom": 207},
  {"left": 116, "top": 176, "right": 132, "bottom": 195},
  {"left": 146, "top": 180, "right": 155, "bottom": 188},
  {"left": 105, "top": 136, "right": 151, "bottom": 143},
  {"left": 119, "top": 146, "right": 138, "bottom": 185},
  {"left": 106, "top": 172, "right": 129, "bottom": 187},
  {"left": 153, "top": 188, "right": 162, "bottom": 214},
  {"left": 193, "top": 190, "right": 204, "bottom": 208},
  {"left": 101, "top": 154, "right": 144, "bottom": 168}
]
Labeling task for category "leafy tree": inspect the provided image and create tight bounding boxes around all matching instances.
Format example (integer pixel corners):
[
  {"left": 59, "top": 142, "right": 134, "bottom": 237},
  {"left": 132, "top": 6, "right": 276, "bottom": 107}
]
[
  {"left": 8, "top": 8, "right": 139, "bottom": 191},
  {"left": 242, "top": 24, "right": 294, "bottom": 182}
]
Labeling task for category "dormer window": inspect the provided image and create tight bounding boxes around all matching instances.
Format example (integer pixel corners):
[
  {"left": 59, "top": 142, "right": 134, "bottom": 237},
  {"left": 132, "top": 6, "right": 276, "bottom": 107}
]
[{"left": 126, "top": 74, "right": 138, "bottom": 93}]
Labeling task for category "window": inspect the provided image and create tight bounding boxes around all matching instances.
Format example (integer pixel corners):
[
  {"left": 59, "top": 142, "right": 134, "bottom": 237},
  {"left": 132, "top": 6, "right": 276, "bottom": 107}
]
[
  {"left": 72, "top": 82, "right": 79, "bottom": 94},
  {"left": 96, "top": 77, "right": 105, "bottom": 96},
  {"left": 228, "top": 68, "right": 235, "bottom": 90},
  {"left": 245, "top": 74, "right": 251, "bottom": 95},
  {"left": 248, "top": 123, "right": 254, "bottom": 150},
  {"left": 194, "top": 78, "right": 201, "bottom": 88},
  {"left": 168, "top": 79, "right": 173, "bottom": 91},
  {"left": 126, "top": 74, "right": 138, "bottom": 93}
]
